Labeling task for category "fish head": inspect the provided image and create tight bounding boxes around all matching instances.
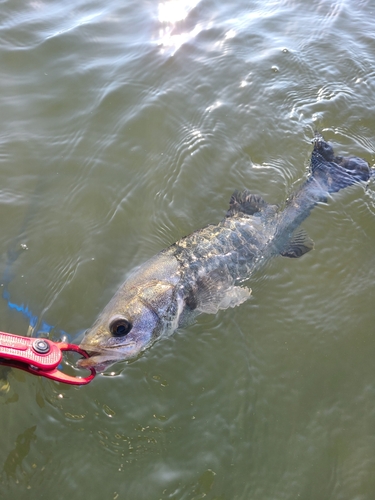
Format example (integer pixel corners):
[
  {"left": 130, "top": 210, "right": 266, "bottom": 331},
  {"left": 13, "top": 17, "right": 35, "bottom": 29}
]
[
  {"left": 78, "top": 254, "right": 181, "bottom": 371},
  {"left": 78, "top": 298, "right": 162, "bottom": 371}
]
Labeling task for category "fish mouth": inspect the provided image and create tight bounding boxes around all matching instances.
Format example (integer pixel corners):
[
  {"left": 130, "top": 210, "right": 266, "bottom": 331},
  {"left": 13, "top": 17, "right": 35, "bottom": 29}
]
[{"left": 77, "top": 342, "right": 139, "bottom": 371}]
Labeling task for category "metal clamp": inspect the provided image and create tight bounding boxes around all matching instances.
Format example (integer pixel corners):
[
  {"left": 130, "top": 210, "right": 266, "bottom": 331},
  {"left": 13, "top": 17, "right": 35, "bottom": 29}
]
[{"left": 0, "top": 331, "right": 95, "bottom": 385}]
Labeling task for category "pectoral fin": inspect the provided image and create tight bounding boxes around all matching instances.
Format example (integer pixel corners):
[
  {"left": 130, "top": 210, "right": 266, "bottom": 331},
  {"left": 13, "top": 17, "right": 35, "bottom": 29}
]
[
  {"left": 280, "top": 229, "right": 314, "bottom": 258},
  {"left": 193, "top": 269, "right": 251, "bottom": 314}
]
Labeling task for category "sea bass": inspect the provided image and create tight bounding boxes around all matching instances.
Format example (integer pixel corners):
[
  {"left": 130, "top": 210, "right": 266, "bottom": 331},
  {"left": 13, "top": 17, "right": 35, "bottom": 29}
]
[{"left": 79, "top": 134, "right": 372, "bottom": 371}]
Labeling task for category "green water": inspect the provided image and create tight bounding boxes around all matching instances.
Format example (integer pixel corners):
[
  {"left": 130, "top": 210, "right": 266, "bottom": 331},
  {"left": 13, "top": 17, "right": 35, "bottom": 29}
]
[{"left": 1, "top": 0, "right": 375, "bottom": 498}]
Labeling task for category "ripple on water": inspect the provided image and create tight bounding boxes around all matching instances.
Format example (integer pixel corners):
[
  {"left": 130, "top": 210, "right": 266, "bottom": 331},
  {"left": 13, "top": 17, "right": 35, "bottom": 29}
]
[{"left": 1, "top": 0, "right": 375, "bottom": 497}]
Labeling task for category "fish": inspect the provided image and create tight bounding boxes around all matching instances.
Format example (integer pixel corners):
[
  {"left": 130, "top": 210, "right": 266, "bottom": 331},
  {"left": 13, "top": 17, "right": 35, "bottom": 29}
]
[{"left": 78, "top": 134, "right": 372, "bottom": 371}]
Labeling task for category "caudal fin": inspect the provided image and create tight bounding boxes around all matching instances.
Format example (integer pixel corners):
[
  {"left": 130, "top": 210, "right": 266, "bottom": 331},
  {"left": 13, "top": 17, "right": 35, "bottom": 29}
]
[{"left": 311, "top": 134, "right": 371, "bottom": 193}]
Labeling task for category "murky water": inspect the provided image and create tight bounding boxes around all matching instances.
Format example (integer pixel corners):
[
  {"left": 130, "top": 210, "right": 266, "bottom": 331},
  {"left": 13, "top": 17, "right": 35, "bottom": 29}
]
[{"left": 1, "top": 0, "right": 375, "bottom": 498}]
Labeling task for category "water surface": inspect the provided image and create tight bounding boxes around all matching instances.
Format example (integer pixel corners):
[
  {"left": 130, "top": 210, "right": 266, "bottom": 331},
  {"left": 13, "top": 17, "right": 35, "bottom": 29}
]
[{"left": 1, "top": 0, "right": 375, "bottom": 498}]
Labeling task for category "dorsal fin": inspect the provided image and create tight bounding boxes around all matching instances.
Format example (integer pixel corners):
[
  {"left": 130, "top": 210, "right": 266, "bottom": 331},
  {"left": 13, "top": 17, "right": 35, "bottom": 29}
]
[
  {"left": 280, "top": 229, "right": 314, "bottom": 258},
  {"left": 226, "top": 189, "right": 268, "bottom": 217}
]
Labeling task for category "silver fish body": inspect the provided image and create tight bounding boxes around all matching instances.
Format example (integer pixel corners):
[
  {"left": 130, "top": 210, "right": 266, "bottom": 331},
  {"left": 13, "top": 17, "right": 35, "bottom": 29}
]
[{"left": 79, "top": 135, "right": 371, "bottom": 370}]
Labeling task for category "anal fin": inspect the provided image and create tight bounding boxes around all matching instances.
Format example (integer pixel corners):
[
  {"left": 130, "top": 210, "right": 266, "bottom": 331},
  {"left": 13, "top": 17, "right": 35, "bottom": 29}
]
[{"left": 280, "top": 229, "right": 314, "bottom": 258}]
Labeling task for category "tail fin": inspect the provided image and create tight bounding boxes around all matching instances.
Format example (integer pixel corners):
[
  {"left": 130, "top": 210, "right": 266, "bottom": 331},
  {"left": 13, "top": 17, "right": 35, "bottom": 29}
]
[{"left": 311, "top": 134, "right": 370, "bottom": 194}]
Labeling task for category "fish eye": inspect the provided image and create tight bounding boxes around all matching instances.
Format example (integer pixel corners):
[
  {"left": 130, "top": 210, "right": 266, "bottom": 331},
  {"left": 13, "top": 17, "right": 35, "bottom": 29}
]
[{"left": 109, "top": 316, "right": 132, "bottom": 337}]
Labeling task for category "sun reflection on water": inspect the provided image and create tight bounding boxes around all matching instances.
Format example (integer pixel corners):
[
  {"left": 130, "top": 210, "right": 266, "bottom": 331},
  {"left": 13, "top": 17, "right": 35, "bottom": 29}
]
[
  {"left": 157, "top": 0, "right": 202, "bottom": 55},
  {"left": 158, "top": 0, "right": 199, "bottom": 23}
]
